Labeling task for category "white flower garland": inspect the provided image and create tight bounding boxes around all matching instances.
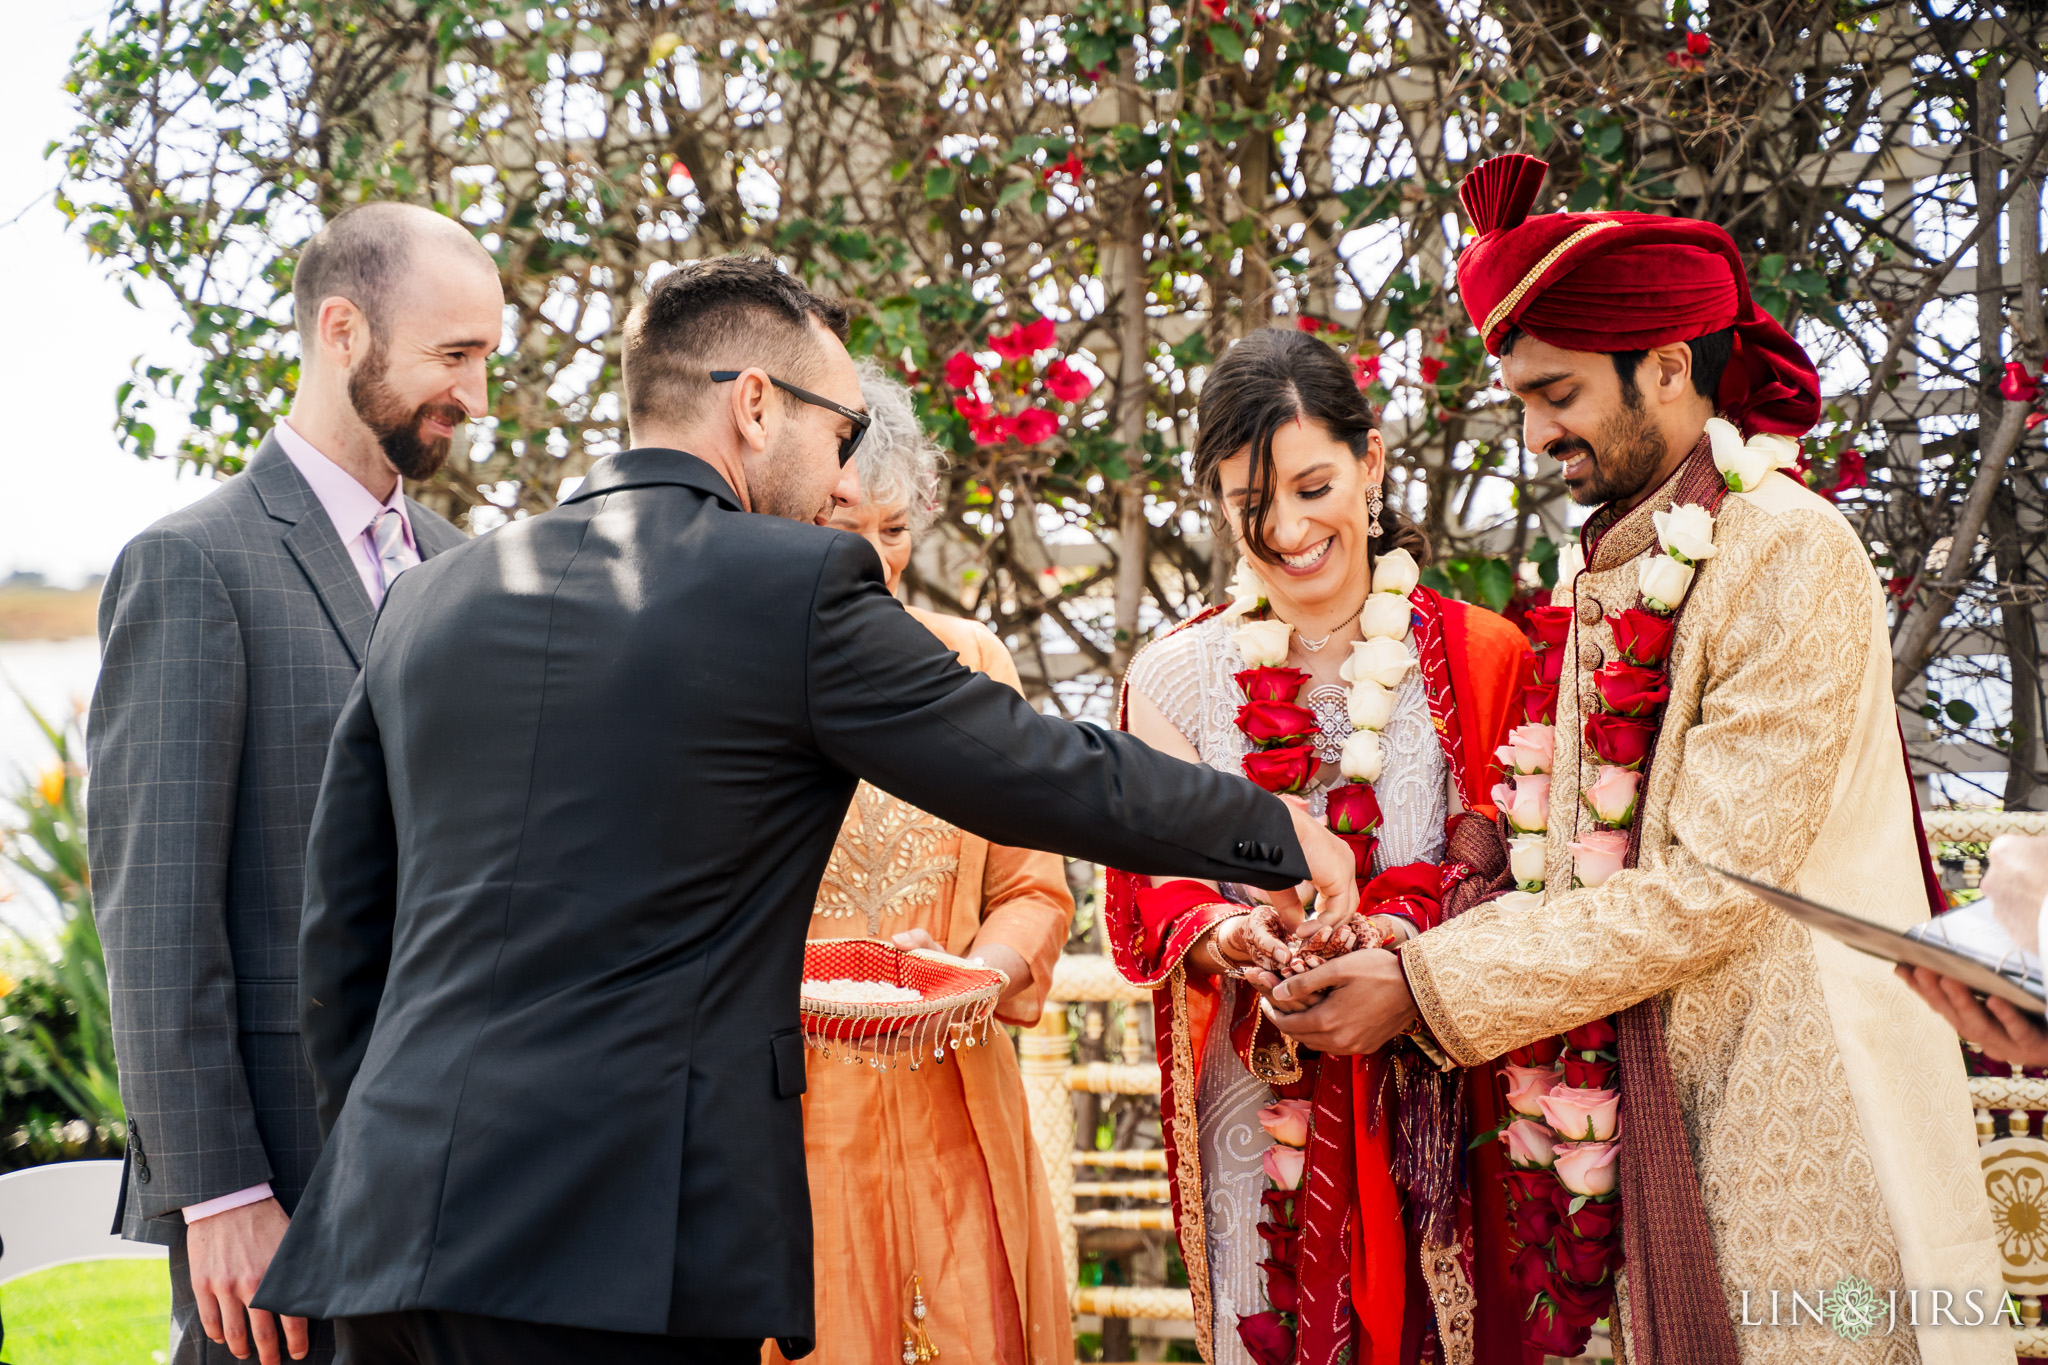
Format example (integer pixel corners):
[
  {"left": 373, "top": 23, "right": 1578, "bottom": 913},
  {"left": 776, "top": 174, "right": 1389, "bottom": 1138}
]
[
  {"left": 1704, "top": 415, "right": 1800, "bottom": 494},
  {"left": 1221, "top": 549, "right": 1422, "bottom": 789}
]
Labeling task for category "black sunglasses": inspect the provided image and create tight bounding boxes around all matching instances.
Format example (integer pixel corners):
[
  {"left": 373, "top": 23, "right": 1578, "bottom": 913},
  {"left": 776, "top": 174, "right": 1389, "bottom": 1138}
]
[{"left": 709, "top": 371, "right": 871, "bottom": 466}]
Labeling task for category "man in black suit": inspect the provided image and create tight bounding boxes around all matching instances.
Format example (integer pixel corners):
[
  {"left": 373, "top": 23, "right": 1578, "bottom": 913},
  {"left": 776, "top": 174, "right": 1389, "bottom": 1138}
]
[
  {"left": 89, "top": 203, "right": 490, "bottom": 1365},
  {"left": 255, "top": 257, "right": 1354, "bottom": 1363}
]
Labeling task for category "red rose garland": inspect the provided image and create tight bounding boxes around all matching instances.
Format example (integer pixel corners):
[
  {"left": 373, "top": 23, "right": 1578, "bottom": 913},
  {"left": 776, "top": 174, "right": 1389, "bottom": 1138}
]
[
  {"left": 1486, "top": 500, "right": 1720, "bottom": 1357},
  {"left": 1215, "top": 550, "right": 1422, "bottom": 1363}
]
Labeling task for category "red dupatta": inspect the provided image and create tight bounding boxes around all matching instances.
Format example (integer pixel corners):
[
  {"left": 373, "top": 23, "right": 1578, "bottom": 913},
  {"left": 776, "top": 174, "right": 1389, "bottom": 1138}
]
[{"left": 1104, "top": 587, "right": 1530, "bottom": 1364}]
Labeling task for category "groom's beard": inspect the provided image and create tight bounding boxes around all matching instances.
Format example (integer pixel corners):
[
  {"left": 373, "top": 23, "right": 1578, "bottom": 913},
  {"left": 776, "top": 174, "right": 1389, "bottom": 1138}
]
[
  {"left": 349, "top": 343, "right": 466, "bottom": 482},
  {"left": 1554, "top": 388, "right": 1667, "bottom": 507},
  {"left": 750, "top": 421, "right": 836, "bottom": 523}
]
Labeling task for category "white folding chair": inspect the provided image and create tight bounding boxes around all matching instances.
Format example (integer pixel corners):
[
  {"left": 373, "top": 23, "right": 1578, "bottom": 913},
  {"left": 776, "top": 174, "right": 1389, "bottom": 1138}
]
[{"left": 0, "top": 1160, "right": 165, "bottom": 1285}]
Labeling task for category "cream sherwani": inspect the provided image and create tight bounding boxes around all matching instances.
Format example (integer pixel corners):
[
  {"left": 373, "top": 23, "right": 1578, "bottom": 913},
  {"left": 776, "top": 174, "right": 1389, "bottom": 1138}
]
[{"left": 1402, "top": 458, "right": 2008, "bottom": 1363}]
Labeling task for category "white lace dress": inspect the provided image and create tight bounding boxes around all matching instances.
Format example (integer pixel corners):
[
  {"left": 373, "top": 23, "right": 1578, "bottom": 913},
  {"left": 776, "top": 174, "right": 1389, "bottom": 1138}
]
[{"left": 1127, "top": 615, "right": 1449, "bottom": 1363}]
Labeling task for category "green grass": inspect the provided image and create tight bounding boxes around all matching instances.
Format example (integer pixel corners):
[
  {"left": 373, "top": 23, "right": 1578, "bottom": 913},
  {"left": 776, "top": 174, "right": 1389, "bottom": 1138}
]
[{"left": 2, "top": 1258, "right": 168, "bottom": 1364}]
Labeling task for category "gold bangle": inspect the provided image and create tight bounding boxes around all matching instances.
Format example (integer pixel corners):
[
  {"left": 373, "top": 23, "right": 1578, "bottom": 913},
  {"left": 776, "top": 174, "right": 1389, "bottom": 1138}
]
[{"left": 1211, "top": 913, "right": 1254, "bottom": 974}]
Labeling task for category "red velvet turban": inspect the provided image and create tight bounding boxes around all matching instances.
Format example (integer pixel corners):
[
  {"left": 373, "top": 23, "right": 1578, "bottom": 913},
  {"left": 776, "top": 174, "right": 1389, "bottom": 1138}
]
[{"left": 1453, "top": 154, "right": 1822, "bottom": 437}]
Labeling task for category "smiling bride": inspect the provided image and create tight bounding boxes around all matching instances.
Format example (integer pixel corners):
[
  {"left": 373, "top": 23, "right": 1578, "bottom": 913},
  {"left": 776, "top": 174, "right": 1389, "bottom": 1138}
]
[{"left": 1105, "top": 327, "right": 1534, "bottom": 1365}]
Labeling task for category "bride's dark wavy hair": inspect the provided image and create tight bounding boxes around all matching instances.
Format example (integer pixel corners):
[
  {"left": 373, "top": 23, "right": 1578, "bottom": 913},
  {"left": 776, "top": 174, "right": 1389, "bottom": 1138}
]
[{"left": 1192, "top": 327, "right": 1430, "bottom": 570}]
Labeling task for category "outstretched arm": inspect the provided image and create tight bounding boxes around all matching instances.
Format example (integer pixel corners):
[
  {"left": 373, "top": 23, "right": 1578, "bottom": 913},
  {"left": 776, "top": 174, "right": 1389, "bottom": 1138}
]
[{"left": 804, "top": 536, "right": 1355, "bottom": 917}]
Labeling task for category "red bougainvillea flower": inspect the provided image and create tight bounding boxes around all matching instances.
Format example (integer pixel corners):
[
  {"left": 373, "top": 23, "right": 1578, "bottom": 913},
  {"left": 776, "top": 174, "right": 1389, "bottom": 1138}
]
[
  {"left": 1663, "top": 50, "right": 1703, "bottom": 71},
  {"left": 968, "top": 413, "right": 1017, "bottom": 445},
  {"left": 2030, "top": 412, "right": 2048, "bottom": 430},
  {"left": 2002, "top": 361, "right": 2042, "bottom": 403},
  {"left": 1234, "top": 666, "right": 1309, "bottom": 703},
  {"left": 952, "top": 393, "right": 989, "bottom": 422},
  {"left": 1349, "top": 352, "right": 1382, "bottom": 388},
  {"left": 943, "top": 351, "right": 981, "bottom": 388},
  {"left": 989, "top": 317, "right": 1057, "bottom": 362},
  {"left": 1201, "top": 0, "right": 1228, "bottom": 17},
  {"left": 1886, "top": 575, "right": 1917, "bottom": 599},
  {"left": 1041, "top": 149, "right": 1085, "bottom": 183},
  {"left": 1685, "top": 31, "right": 1711, "bottom": 55},
  {"left": 1011, "top": 406, "right": 1059, "bottom": 444},
  {"left": 1043, "top": 357, "right": 1095, "bottom": 403},
  {"left": 1419, "top": 356, "right": 1447, "bottom": 384}
]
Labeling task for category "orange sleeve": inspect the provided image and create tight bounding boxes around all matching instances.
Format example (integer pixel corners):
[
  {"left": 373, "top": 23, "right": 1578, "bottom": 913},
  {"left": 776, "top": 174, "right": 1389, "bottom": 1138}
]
[
  {"left": 1443, "top": 599, "right": 1532, "bottom": 817},
  {"left": 911, "top": 610, "right": 1076, "bottom": 1025}
]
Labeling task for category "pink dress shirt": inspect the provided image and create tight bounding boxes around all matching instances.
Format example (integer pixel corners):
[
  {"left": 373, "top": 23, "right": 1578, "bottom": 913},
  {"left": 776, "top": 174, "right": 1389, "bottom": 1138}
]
[
  {"left": 183, "top": 425, "right": 420, "bottom": 1225},
  {"left": 275, "top": 420, "right": 420, "bottom": 608}
]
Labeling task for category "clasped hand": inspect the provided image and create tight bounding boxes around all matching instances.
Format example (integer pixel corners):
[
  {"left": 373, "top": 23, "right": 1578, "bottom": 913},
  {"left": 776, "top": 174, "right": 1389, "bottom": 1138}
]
[{"left": 1206, "top": 804, "right": 1422, "bottom": 1056}]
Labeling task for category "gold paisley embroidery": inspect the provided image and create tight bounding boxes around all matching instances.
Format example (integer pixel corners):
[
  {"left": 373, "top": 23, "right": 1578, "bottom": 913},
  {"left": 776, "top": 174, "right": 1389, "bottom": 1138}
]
[
  {"left": 1408, "top": 501, "right": 1932, "bottom": 1362},
  {"left": 814, "top": 783, "right": 960, "bottom": 936}
]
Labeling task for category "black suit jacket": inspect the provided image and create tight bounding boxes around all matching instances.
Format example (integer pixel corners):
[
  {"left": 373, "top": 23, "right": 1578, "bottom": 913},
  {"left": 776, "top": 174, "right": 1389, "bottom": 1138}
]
[{"left": 255, "top": 449, "right": 1305, "bottom": 1341}]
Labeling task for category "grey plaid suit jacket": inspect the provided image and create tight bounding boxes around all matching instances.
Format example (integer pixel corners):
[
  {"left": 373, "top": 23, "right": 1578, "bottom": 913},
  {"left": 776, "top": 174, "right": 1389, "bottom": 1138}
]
[{"left": 87, "top": 433, "right": 464, "bottom": 1245}]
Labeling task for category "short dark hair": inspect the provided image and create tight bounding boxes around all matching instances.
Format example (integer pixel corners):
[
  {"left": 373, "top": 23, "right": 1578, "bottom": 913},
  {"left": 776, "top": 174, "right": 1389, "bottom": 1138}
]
[
  {"left": 1500, "top": 325, "right": 1733, "bottom": 403},
  {"left": 1192, "top": 327, "right": 1429, "bottom": 568},
  {"left": 292, "top": 202, "right": 488, "bottom": 343},
  {"left": 622, "top": 257, "right": 850, "bottom": 431}
]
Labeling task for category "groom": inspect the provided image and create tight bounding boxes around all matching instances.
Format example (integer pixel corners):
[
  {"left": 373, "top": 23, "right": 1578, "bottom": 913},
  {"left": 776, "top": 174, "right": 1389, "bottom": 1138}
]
[
  {"left": 1266, "top": 156, "right": 2005, "bottom": 1362},
  {"left": 253, "top": 255, "right": 1360, "bottom": 1363}
]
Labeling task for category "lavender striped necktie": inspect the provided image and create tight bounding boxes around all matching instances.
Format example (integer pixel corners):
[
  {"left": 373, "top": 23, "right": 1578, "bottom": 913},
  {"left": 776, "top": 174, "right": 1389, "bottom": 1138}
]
[{"left": 372, "top": 508, "right": 415, "bottom": 600}]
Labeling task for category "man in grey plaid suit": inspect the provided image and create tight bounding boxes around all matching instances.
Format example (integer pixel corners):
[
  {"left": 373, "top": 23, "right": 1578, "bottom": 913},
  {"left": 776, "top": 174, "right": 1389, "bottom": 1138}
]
[{"left": 88, "top": 204, "right": 501, "bottom": 1365}]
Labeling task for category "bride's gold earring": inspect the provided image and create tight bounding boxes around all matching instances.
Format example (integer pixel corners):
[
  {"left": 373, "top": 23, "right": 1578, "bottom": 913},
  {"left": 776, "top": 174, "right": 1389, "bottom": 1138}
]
[{"left": 1367, "top": 484, "right": 1385, "bottom": 541}]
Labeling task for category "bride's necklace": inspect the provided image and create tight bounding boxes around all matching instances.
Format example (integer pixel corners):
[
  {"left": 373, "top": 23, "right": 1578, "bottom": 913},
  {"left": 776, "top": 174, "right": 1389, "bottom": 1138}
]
[{"left": 1294, "top": 607, "right": 1362, "bottom": 653}]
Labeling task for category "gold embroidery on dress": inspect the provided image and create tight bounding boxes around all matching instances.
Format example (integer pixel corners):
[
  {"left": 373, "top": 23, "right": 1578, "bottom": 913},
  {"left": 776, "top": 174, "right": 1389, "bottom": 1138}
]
[
  {"left": 1420, "top": 1240, "right": 1477, "bottom": 1365},
  {"left": 815, "top": 783, "right": 961, "bottom": 936},
  {"left": 1169, "top": 966, "right": 1214, "bottom": 1362}
]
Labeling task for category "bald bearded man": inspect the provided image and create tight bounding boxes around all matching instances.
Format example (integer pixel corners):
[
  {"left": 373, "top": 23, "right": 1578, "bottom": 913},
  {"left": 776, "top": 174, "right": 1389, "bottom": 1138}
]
[{"left": 89, "top": 203, "right": 498, "bottom": 1365}]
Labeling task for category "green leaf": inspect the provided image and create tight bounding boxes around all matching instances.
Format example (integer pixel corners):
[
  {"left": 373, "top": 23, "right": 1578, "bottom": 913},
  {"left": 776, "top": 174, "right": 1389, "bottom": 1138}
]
[
  {"left": 1310, "top": 42, "right": 1349, "bottom": 74},
  {"left": 1208, "top": 25, "right": 1245, "bottom": 62},
  {"left": 1566, "top": 177, "right": 1606, "bottom": 212},
  {"left": 922, "top": 166, "right": 956, "bottom": 202},
  {"left": 997, "top": 179, "right": 1034, "bottom": 208},
  {"left": 1474, "top": 557, "right": 1516, "bottom": 611},
  {"left": 1785, "top": 268, "right": 1830, "bottom": 300},
  {"left": 1589, "top": 123, "right": 1623, "bottom": 160},
  {"left": 1499, "top": 79, "right": 1531, "bottom": 107},
  {"left": 1945, "top": 698, "right": 1979, "bottom": 725},
  {"left": 1756, "top": 253, "right": 1786, "bottom": 283},
  {"left": 1528, "top": 114, "right": 1555, "bottom": 153}
]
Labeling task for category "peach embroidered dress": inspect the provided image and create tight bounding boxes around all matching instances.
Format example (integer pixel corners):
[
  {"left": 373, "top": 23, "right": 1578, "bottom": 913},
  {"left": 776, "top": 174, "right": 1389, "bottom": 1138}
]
[{"left": 766, "top": 608, "right": 1076, "bottom": 1365}]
